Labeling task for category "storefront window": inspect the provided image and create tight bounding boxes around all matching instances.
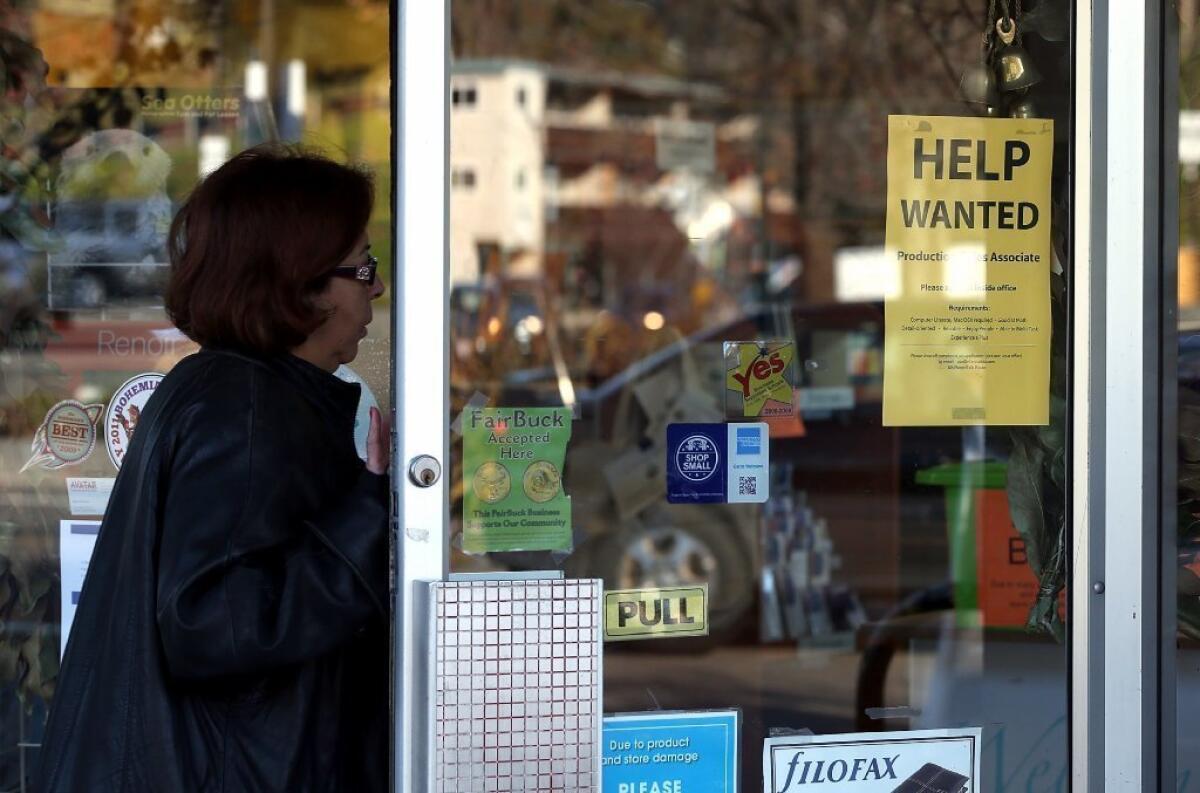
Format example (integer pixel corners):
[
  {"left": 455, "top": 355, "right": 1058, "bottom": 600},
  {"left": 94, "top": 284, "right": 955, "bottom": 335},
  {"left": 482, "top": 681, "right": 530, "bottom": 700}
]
[
  {"left": 447, "top": 1, "right": 1071, "bottom": 789},
  {"left": 0, "top": 3, "right": 392, "bottom": 786},
  {"left": 1179, "top": 4, "right": 1200, "bottom": 787}
]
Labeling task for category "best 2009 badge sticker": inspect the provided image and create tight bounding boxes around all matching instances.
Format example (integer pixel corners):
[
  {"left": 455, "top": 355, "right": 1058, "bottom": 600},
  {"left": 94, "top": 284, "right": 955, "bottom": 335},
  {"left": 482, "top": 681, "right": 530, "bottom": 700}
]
[
  {"left": 105, "top": 373, "right": 163, "bottom": 470},
  {"left": 20, "top": 400, "right": 104, "bottom": 472},
  {"left": 462, "top": 407, "right": 572, "bottom": 554}
]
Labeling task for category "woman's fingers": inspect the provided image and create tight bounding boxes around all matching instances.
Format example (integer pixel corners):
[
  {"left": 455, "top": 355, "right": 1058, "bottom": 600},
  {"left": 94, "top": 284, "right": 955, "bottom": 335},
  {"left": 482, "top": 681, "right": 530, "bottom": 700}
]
[{"left": 366, "top": 406, "right": 389, "bottom": 475}]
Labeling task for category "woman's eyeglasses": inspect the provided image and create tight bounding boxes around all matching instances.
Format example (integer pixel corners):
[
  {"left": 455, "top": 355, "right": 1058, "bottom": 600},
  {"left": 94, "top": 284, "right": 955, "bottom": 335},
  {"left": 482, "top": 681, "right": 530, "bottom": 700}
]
[{"left": 330, "top": 253, "right": 379, "bottom": 286}]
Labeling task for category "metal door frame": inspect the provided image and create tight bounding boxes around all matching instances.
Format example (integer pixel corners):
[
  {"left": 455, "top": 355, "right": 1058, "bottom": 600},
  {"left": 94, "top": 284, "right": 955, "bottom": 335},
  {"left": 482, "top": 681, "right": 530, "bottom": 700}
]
[
  {"left": 1076, "top": 0, "right": 1177, "bottom": 789},
  {"left": 392, "top": 1, "right": 449, "bottom": 791}
]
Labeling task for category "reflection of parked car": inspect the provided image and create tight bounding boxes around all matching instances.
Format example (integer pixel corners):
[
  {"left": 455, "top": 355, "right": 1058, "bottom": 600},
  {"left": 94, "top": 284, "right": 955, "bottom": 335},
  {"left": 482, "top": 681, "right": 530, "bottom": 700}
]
[
  {"left": 48, "top": 199, "right": 170, "bottom": 309},
  {"left": 452, "top": 300, "right": 965, "bottom": 642}
]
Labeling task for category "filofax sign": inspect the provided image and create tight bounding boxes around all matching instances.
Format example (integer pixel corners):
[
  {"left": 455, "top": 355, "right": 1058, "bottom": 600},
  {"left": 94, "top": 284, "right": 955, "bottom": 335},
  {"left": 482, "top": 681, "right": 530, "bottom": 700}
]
[{"left": 763, "top": 728, "right": 980, "bottom": 793}]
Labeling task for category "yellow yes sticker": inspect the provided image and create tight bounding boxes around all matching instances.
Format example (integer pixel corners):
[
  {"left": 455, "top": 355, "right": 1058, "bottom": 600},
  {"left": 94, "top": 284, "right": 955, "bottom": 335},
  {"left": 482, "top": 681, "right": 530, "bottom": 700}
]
[{"left": 724, "top": 341, "right": 795, "bottom": 419}]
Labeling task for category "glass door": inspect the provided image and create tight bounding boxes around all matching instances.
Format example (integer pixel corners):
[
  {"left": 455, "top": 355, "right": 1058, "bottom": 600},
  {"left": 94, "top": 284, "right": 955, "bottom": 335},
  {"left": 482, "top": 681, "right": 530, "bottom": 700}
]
[
  {"left": 434, "top": 1, "right": 1075, "bottom": 790},
  {"left": 0, "top": 4, "right": 394, "bottom": 788}
]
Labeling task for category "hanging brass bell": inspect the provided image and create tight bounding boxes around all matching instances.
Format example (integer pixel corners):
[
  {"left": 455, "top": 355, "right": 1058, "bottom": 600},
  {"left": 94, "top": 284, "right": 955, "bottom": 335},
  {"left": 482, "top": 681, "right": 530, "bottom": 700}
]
[
  {"left": 1009, "top": 98, "right": 1039, "bottom": 118},
  {"left": 994, "top": 18, "right": 1042, "bottom": 91},
  {"left": 997, "top": 46, "right": 1043, "bottom": 90},
  {"left": 960, "top": 63, "right": 999, "bottom": 106}
]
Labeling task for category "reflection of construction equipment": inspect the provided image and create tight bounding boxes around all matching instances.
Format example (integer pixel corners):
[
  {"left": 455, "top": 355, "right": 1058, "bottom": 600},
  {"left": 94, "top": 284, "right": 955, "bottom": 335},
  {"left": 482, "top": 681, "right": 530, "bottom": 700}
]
[
  {"left": 890, "top": 762, "right": 969, "bottom": 793},
  {"left": 760, "top": 464, "right": 867, "bottom": 644}
]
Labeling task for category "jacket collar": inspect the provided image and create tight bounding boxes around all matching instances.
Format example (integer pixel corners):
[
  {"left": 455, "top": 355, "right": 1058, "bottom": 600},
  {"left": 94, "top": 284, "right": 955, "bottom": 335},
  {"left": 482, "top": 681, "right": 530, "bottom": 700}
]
[{"left": 200, "top": 347, "right": 362, "bottom": 438}]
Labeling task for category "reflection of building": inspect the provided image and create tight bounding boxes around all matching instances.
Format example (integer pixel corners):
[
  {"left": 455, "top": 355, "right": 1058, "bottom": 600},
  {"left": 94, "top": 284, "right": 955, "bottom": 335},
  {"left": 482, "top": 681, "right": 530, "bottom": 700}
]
[
  {"left": 449, "top": 59, "right": 798, "bottom": 308},
  {"left": 449, "top": 61, "right": 546, "bottom": 283}
]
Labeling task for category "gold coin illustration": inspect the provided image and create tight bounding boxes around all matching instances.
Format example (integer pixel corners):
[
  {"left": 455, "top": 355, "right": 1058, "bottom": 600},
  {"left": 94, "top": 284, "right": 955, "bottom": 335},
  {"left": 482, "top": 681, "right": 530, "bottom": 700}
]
[
  {"left": 473, "top": 462, "right": 511, "bottom": 504},
  {"left": 523, "top": 460, "right": 561, "bottom": 503}
]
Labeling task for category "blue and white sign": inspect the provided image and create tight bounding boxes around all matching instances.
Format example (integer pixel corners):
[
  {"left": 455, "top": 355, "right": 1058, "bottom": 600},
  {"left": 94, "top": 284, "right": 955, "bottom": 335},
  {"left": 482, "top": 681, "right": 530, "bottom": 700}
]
[
  {"left": 603, "top": 709, "right": 739, "bottom": 793},
  {"left": 667, "top": 423, "right": 769, "bottom": 504}
]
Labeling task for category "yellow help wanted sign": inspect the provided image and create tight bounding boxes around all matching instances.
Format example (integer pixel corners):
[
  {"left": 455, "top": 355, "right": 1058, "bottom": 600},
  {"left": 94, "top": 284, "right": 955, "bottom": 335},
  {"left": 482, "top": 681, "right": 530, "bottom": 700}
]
[{"left": 883, "top": 115, "right": 1053, "bottom": 426}]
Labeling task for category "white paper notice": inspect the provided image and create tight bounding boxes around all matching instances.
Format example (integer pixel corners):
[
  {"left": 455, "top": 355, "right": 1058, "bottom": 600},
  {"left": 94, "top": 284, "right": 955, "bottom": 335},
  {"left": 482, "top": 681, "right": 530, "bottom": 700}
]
[
  {"left": 59, "top": 520, "right": 100, "bottom": 659},
  {"left": 65, "top": 477, "right": 114, "bottom": 516},
  {"left": 333, "top": 365, "right": 379, "bottom": 461},
  {"left": 763, "top": 728, "right": 982, "bottom": 792}
]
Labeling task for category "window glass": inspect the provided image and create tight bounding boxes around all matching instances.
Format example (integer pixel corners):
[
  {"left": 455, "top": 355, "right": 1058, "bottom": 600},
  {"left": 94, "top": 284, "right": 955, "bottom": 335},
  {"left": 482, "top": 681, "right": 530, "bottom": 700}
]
[
  {"left": 1179, "top": 5, "right": 1200, "bottom": 786},
  {"left": 0, "top": 3, "right": 392, "bottom": 785},
  {"left": 448, "top": 1, "right": 1071, "bottom": 789}
]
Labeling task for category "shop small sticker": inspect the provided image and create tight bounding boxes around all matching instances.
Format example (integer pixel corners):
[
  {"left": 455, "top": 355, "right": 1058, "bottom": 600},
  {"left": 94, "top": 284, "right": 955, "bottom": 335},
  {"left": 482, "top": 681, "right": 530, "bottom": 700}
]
[
  {"left": 20, "top": 400, "right": 104, "bottom": 472},
  {"left": 105, "top": 373, "right": 163, "bottom": 470},
  {"left": 675, "top": 435, "right": 720, "bottom": 482},
  {"left": 724, "top": 340, "right": 796, "bottom": 419},
  {"left": 666, "top": 423, "right": 769, "bottom": 505}
]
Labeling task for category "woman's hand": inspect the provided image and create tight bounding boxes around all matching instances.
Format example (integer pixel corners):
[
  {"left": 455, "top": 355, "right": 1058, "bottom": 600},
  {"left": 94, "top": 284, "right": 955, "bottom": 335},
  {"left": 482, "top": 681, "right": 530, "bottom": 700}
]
[{"left": 366, "top": 406, "right": 391, "bottom": 475}]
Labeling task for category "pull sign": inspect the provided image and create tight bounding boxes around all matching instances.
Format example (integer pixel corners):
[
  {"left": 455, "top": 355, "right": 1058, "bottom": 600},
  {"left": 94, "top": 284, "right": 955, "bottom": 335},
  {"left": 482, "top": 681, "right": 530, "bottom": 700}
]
[{"left": 603, "top": 585, "right": 708, "bottom": 642}]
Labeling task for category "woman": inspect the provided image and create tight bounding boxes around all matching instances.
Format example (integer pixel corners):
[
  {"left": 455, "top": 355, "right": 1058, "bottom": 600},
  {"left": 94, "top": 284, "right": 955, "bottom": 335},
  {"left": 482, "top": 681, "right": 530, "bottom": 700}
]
[{"left": 35, "top": 147, "right": 391, "bottom": 792}]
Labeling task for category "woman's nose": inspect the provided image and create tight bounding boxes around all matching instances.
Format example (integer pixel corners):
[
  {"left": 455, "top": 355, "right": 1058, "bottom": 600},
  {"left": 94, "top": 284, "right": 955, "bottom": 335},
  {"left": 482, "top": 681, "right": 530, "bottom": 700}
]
[{"left": 370, "top": 275, "right": 386, "bottom": 299}]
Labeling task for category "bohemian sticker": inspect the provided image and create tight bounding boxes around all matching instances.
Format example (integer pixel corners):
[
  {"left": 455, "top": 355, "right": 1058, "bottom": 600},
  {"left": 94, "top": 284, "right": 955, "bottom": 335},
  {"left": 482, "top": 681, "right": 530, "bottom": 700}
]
[
  {"left": 20, "top": 400, "right": 104, "bottom": 472},
  {"left": 462, "top": 407, "right": 572, "bottom": 554},
  {"left": 763, "top": 727, "right": 981, "bottom": 792},
  {"left": 724, "top": 340, "right": 796, "bottom": 419},
  {"left": 105, "top": 372, "right": 163, "bottom": 470}
]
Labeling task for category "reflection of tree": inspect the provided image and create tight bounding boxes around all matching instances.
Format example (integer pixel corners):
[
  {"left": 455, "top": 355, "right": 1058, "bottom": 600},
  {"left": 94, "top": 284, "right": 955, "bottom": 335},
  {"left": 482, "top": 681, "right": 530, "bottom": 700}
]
[
  {"left": 0, "top": 20, "right": 158, "bottom": 736},
  {"left": 453, "top": 0, "right": 982, "bottom": 296}
]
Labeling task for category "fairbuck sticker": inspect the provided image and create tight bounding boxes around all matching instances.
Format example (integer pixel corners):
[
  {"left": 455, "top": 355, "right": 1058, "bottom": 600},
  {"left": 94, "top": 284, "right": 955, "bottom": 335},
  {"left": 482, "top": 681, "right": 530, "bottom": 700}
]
[
  {"left": 462, "top": 407, "right": 573, "bottom": 553},
  {"left": 763, "top": 728, "right": 981, "bottom": 793},
  {"left": 666, "top": 423, "right": 769, "bottom": 504},
  {"left": 105, "top": 372, "right": 163, "bottom": 469}
]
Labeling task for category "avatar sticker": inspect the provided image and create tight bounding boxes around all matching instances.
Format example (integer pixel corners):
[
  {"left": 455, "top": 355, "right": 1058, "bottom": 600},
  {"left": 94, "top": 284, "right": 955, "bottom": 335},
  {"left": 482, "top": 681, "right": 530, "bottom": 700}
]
[
  {"left": 20, "top": 400, "right": 104, "bottom": 473},
  {"left": 724, "top": 340, "right": 796, "bottom": 419},
  {"left": 105, "top": 373, "right": 163, "bottom": 470}
]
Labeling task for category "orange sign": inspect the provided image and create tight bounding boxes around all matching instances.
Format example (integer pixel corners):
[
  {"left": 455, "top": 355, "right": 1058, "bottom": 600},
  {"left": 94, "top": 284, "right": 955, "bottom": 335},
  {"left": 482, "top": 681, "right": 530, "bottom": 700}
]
[{"left": 975, "top": 489, "right": 1064, "bottom": 628}]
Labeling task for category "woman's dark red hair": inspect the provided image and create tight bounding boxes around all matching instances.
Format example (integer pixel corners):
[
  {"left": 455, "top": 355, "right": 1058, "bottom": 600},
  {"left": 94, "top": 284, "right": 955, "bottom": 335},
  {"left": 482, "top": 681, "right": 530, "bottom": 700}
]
[{"left": 165, "top": 145, "right": 375, "bottom": 355}]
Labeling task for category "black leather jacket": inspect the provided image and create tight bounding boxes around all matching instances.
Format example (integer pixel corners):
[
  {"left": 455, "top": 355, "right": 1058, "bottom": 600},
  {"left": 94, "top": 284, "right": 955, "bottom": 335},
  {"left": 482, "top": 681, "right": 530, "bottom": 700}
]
[{"left": 34, "top": 349, "right": 390, "bottom": 792}]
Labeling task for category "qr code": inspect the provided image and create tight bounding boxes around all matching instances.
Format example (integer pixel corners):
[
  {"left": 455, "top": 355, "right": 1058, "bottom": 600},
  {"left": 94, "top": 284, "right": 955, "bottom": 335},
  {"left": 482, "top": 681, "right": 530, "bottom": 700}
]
[{"left": 738, "top": 476, "right": 757, "bottom": 496}]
